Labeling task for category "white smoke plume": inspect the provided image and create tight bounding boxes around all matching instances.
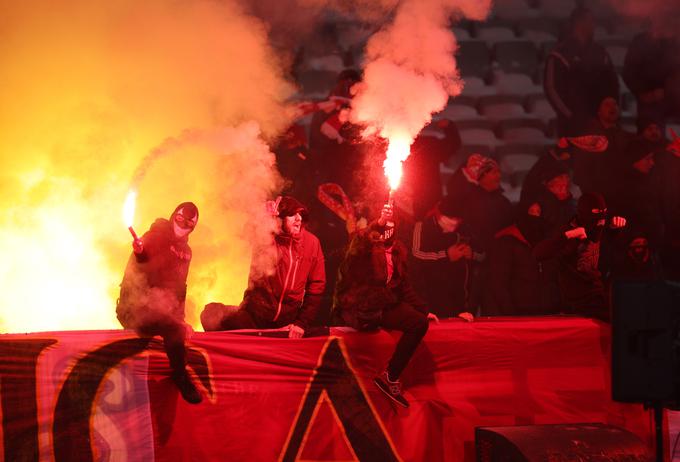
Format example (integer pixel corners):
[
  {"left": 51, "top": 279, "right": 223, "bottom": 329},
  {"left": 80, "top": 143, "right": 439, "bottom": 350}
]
[{"left": 351, "top": 0, "right": 492, "bottom": 144}]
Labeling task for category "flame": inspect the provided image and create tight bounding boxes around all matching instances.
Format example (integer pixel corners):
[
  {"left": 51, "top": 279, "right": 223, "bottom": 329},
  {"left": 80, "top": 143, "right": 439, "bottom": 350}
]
[
  {"left": 383, "top": 135, "right": 412, "bottom": 191},
  {"left": 123, "top": 190, "right": 137, "bottom": 228}
]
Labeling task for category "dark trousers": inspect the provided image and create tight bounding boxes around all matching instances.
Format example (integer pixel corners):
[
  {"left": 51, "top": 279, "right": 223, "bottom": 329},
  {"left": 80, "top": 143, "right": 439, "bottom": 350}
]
[
  {"left": 135, "top": 317, "right": 187, "bottom": 375},
  {"left": 380, "top": 303, "right": 429, "bottom": 380}
]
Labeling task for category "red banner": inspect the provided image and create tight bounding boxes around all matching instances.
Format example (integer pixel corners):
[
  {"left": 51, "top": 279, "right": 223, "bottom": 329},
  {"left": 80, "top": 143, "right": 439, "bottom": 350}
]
[{"left": 0, "top": 317, "right": 662, "bottom": 461}]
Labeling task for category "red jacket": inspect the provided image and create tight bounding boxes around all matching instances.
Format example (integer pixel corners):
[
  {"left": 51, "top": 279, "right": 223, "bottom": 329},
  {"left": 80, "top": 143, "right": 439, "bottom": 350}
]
[{"left": 242, "top": 228, "right": 325, "bottom": 329}]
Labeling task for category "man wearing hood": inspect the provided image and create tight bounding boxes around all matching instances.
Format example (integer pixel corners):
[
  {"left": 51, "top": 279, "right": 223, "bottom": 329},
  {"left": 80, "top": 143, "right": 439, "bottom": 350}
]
[
  {"left": 534, "top": 192, "right": 626, "bottom": 321},
  {"left": 202, "top": 196, "right": 326, "bottom": 338},
  {"left": 332, "top": 203, "right": 438, "bottom": 408},
  {"left": 117, "top": 202, "right": 202, "bottom": 404}
]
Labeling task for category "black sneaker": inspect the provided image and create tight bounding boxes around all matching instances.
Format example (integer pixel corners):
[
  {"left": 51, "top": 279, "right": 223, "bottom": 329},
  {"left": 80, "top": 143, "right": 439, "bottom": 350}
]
[
  {"left": 374, "top": 371, "right": 409, "bottom": 408},
  {"left": 171, "top": 371, "right": 202, "bottom": 405}
]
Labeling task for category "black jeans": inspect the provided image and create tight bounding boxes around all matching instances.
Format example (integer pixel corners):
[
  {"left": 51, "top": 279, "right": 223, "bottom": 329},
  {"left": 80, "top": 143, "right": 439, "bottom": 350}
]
[
  {"left": 136, "top": 317, "right": 187, "bottom": 375},
  {"left": 380, "top": 302, "right": 429, "bottom": 380}
]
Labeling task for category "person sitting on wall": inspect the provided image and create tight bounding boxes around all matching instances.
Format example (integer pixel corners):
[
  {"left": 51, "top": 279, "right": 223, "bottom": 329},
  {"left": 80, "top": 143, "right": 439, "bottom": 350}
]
[{"left": 201, "top": 196, "right": 326, "bottom": 338}]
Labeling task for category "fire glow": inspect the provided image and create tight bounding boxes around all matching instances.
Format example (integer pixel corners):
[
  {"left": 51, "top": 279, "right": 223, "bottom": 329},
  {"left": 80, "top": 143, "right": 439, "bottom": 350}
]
[
  {"left": 383, "top": 135, "right": 412, "bottom": 192},
  {"left": 123, "top": 190, "right": 139, "bottom": 240}
]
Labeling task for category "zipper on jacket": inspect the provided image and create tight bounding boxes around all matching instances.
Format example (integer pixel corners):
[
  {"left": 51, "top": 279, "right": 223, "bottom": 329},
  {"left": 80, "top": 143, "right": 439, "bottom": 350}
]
[{"left": 274, "top": 242, "right": 296, "bottom": 322}]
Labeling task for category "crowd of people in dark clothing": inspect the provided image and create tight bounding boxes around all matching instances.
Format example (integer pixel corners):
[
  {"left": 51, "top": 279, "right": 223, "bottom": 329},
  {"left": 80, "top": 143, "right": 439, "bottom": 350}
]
[{"left": 117, "top": 6, "right": 680, "bottom": 407}]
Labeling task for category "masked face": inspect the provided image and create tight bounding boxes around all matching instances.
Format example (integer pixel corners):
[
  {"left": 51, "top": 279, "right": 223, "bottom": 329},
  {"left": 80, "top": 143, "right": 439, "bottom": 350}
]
[
  {"left": 628, "top": 237, "right": 650, "bottom": 264},
  {"left": 282, "top": 212, "right": 302, "bottom": 236},
  {"left": 173, "top": 209, "right": 197, "bottom": 238},
  {"left": 577, "top": 193, "right": 607, "bottom": 242}
]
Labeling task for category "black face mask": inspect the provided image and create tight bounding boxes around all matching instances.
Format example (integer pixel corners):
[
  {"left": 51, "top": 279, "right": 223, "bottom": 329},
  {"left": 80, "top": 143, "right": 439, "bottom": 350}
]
[{"left": 577, "top": 193, "right": 607, "bottom": 242}]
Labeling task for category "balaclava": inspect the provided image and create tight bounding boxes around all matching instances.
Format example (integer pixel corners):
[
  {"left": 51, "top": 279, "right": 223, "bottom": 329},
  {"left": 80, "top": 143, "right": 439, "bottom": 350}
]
[
  {"left": 171, "top": 202, "right": 199, "bottom": 239},
  {"left": 577, "top": 192, "right": 607, "bottom": 242}
]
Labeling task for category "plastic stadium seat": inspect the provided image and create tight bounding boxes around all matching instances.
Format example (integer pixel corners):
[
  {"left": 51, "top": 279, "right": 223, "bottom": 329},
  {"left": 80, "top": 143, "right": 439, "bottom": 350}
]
[
  {"left": 493, "top": 41, "right": 540, "bottom": 76},
  {"left": 493, "top": 73, "right": 542, "bottom": 96},
  {"left": 297, "top": 70, "right": 338, "bottom": 97},
  {"left": 461, "top": 76, "right": 496, "bottom": 97},
  {"left": 492, "top": 0, "right": 538, "bottom": 21},
  {"left": 476, "top": 26, "right": 516, "bottom": 44},
  {"left": 439, "top": 102, "right": 480, "bottom": 120},
  {"left": 460, "top": 128, "right": 498, "bottom": 146},
  {"left": 458, "top": 120, "right": 499, "bottom": 146},
  {"left": 538, "top": 0, "right": 575, "bottom": 19},
  {"left": 498, "top": 119, "right": 550, "bottom": 143},
  {"left": 517, "top": 17, "right": 562, "bottom": 44},
  {"left": 457, "top": 41, "right": 492, "bottom": 78},
  {"left": 452, "top": 26, "right": 471, "bottom": 40},
  {"left": 526, "top": 94, "right": 557, "bottom": 121},
  {"left": 478, "top": 95, "right": 526, "bottom": 121}
]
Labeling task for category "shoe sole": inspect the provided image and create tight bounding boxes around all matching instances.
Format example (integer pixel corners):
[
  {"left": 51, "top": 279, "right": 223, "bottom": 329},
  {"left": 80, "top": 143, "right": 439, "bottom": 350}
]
[{"left": 373, "top": 378, "right": 409, "bottom": 408}]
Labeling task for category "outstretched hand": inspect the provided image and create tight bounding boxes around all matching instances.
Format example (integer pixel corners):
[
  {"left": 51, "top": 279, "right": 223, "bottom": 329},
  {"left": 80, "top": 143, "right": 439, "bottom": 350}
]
[
  {"left": 265, "top": 196, "right": 282, "bottom": 217},
  {"left": 458, "top": 312, "right": 474, "bottom": 322},
  {"left": 565, "top": 227, "right": 588, "bottom": 240},
  {"left": 288, "top": 324, "right": 305, "bottom": 339},
  {"left": 427, "top": 312, "right": 439, "bottom": 323},
  {"left": 610, "top": 216, "right": 627, "bottom": 229}
]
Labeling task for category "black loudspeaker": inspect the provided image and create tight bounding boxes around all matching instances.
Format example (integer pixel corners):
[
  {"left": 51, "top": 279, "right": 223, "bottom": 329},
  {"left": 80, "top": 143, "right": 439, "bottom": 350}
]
[
  {"left": 475, "top": 423, "right": 651, "bottom": 461},
  {"left": 611, "top": 280, "right": 680, "bottom": 403}
]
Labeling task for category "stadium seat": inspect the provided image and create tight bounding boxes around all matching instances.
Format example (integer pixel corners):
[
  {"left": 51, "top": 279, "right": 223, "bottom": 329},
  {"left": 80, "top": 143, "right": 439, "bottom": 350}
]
[
  {"left": 476, "top": 26, "right": 516, "bottom": 44},
  {"left": 517, "top": 17, "right": 562, "bottom": 43},
  {"left": 439, "top": 102, "right": 480, "bottom": 120},
  {"left": 526, "top": 94, "right": 557, "bottom": 122},
  {"left": 493, "top": 41, "right": 540, "bottom": 76},
  {"left": 492, "top": 0, "right": 538, "bottom": 21},
  {"left": 493, "top": 73, "right": 542, "bottom": 96},
  {"left": 498, "top": 118, "right": 551, "bottom": 143},
  {"left": 460, "top": 76, "right": 496, "bottom": 97},
  {"left": 458, "top": 119, "right": 499, "bottom": 146},
  {"left": 452, "top": 26, "right": 471, "bottom": 40},
  {"left": 538, "top": 0, "right": 576, "bottom": 19},
  {"left": 457, "top": 41, "right": 492, "bottom": 78},
  {"left": 478, "top": 95, "right": 527, "bottom": 121}
]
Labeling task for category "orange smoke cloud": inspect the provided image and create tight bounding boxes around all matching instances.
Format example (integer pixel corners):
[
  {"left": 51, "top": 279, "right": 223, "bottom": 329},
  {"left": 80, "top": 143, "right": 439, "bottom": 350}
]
[{"left": 0, "top": 0, "right": 293, "bottom": 333}]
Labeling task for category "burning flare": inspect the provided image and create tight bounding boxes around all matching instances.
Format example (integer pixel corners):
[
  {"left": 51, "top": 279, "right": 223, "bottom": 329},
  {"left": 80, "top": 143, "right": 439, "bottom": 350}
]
[
  {"left": 122, "top": 190, "right": 139, "bottom": 240},
  {"left": 383, "top": 135, "right": 412, "bottom": 192}
]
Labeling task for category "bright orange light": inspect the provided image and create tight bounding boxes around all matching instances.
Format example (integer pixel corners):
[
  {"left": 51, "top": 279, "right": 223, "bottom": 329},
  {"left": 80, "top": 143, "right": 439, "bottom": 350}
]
[
  {"left": 123, "top": 190, "right": 137, "bottom": 228},
  {"left": 383, "top": 135, "right": 411, "bottom": 191}
]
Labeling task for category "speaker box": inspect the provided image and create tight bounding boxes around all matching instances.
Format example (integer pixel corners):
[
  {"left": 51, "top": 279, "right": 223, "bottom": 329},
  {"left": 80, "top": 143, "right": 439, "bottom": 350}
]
[
  {"left": 475, "top": 423, "right": 651, "bottom": 461},
  {"left": 611, "top": 280, "right": 680, "bottom": 403}
]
